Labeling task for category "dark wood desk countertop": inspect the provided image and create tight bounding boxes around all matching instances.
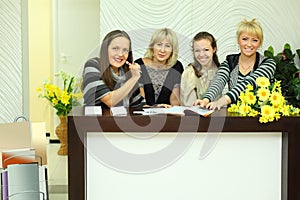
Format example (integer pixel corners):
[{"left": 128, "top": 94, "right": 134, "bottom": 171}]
[{"left": 68, "top": 107, "right": 300, "bottom": 200}]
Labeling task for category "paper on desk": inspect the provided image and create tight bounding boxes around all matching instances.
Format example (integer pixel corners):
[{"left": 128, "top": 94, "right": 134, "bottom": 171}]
[
  {"left": 186, "top": 106, "right": 215, "bottom": 117},
  {"left": 111, "top": 106, "right": 128, "bottom": 116},
  {"left": 85, "top": 106, "right": 102, "bottom": 116},
  {"left": 138, "top": 106, "right": 214, "bottom": 116},
  {"left": 137, "top": 108, "right": 166, "bottom": 115}
]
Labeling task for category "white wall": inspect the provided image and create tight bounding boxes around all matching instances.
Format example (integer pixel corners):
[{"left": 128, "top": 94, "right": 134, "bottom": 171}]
[
  {"left": 99, "top": 0, "right": 300, "bottom": 67},
  {"left": 54, "top": 0, "right": 300, "bottom": 92},
  {"left": 54, "top": 0, "right": 100, "bottom": 78},
  {"left": 0, "top": 0, "right": 26, "bottom": 123}
]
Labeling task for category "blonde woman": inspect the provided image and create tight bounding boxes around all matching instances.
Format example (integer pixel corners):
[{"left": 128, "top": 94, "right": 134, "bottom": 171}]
[{"left": 135, "top": 28, "right": 184, "bottom": 107}]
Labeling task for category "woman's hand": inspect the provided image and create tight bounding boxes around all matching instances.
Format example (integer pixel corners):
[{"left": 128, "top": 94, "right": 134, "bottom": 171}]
[
  {"left": 192, "top": 98, "right": 210, "bottom": 107},
  {"left": 206, "top": 95, "right": 231, "bottom": 110},
  {"left": 154, "top": 104, "right": 172, "bottom": 108},
  {"left": 129, "top": 62, "right": 141, "bottom": 79},
  {"left": 143, "top": 104, "right": 172, "bottom": 108}
]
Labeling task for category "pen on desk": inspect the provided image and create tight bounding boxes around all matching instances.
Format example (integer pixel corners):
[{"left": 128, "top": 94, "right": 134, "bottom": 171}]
[{"left": 126, "top": 61, "right": 142, "bottom": 74}]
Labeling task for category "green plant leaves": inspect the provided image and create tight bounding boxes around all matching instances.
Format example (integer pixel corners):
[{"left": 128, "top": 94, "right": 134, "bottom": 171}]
[
  {"left": 283, "top": 48, "right": 294, "bottom": 60},
  {"left": 264, "top": 43, "right": 300, "bottom": 108},
  {"left": 264, "top": 46, "right": 274, "bottom": 58},
  {"left": 284, "top": 43, "right": 291, "bottom": 50},
  {"left": 296, "top": 49, "right": 300, "bottom": 59}
]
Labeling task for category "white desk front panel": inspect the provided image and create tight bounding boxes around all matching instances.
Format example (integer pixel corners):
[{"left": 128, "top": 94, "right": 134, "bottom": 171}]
[{"left": 86, "top": 132, "right": 282, "bottom": 200}]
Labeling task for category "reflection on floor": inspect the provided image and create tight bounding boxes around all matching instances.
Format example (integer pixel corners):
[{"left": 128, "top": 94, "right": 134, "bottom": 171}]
[{"left": 47, "top": 143, "right": 68, "bottom": 200}]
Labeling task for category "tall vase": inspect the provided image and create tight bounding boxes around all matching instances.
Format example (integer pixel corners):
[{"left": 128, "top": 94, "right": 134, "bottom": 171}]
[{"left": 56, "top": 115, "right": 68, "bottom": 155}]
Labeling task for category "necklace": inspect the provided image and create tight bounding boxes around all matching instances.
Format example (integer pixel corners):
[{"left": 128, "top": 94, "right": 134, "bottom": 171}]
[
  {"left": 239, "top": 58, "right": 255, "bottom": 72},
  {"left": 239, "top": 62, "right": 253, "bottom": 70}
]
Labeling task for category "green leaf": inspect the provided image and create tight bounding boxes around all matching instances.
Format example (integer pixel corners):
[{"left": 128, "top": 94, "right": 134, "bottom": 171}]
[
  {"left": 283, "top": 49, "right": 294, "bottom": 60},
  {"left": 264, "top": 49, "right": 274, "bottom": 58},
  {"left": 296, "top": 49, "right": 300, "bottom": 59},
  {"left": 274, "top": 54, "right": 282, "bottom": 63},
  {"left": 67, "top": 77, "right": 75, "bottom": 93},
  {"left": 284, "top": 43, "right": 291, "bottom": 50},
  {"left": 268, "top": 46, "right": 274, "bottom": 54},
  {"left": 296, "top": 93, "right": 300, "bottom": 101}
]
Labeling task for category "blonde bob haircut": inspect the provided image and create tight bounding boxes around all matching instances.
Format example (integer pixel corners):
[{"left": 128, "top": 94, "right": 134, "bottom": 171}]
[
  {"left": 236, "top": 18, "right": 263, "bottom": 45},
  {"left": 144, "top": 28, "right": 179, "bottom": 67}
]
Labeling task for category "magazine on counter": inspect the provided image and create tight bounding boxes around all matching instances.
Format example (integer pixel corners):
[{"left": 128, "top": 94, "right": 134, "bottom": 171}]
[{"left": 133, "top": 106, "right": 214, "bottom": 117}]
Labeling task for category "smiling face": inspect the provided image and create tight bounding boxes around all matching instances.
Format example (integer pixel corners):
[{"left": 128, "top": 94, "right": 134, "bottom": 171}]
[
  {"left": 238, "top": 32, "right": 261, "bottom": 57},
  {"left": 108, "top": 36, "right": 130, "bottom": 70},
  {"left": 152, "top": 38, "right": 173, "bottom": 65},
  {"left": 193, "top": 38, "right": 216, "bottom": 68}
]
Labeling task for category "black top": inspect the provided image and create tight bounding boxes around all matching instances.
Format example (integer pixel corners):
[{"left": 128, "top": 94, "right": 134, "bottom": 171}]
[{"left": 135, "top": 58, "right": 184, "bottom": 105}]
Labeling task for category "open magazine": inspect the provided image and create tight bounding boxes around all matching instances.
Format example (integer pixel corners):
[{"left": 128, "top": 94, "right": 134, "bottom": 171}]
[{"left": 133, "top": 106, "right": 214, "bottom": 117}]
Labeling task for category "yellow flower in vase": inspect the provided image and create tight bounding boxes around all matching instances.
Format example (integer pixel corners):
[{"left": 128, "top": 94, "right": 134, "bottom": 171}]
[
  {"left": 37, "top": 71, "right": 82, "bottom": 116},
  {"left": 61, "top": 90, "right": 71, "bottom": 106},
  {"left": 37, "top": 71, "right": 83, "bottom": 155},
  {"left": 52, "top": 98, "right": 58, "bottom": 105}
]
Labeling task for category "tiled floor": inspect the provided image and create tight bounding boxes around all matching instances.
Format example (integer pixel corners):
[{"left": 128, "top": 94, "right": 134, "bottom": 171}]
[{"left": 46, "top": 142, "right": 68, "bottom": 200}]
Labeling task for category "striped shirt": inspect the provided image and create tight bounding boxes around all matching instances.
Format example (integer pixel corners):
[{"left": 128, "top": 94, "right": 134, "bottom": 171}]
[
  {"left": 203, "top": 53, "right": 276, "bottom": 103},
  {"left": 82, "top": 57, "right": 143, "bottom": 107}
]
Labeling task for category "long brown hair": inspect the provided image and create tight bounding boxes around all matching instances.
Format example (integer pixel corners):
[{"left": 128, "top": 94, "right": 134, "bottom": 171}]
[
  {"left": 190, "top": 31, "right": 220, "bottom": 77},
  {"left": 99, "top": 30, "right": 133, "bottom": 90}
]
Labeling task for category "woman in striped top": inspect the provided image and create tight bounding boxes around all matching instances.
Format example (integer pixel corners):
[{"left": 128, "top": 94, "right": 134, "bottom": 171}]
[
  {"left": 82, "top": 30, "right": 143, "bottom": 108},
  {"left": 193, "top": 18, "right": 276, "bottom": 110}
]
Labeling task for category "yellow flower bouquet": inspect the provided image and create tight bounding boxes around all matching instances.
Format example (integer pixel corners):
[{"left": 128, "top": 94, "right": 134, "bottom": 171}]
[
  {"left": 228, "top": 77, "right": 300, "bottom": 123},
  {"left": 37, "top": 71, "right": 82, "bottom": 116}
]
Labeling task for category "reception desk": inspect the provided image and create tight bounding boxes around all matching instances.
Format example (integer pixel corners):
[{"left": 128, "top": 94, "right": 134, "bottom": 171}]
[{"left": 68, "top": 107, "right": 299, "bottom": 200}]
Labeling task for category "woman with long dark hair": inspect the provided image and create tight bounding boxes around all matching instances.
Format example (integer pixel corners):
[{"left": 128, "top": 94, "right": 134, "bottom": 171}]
[
  {"left": 180, "top": 31, "right": 221, "bottom": 106},
  {"left": 82, "top": 30, "right": 143, "bottom": 108}
]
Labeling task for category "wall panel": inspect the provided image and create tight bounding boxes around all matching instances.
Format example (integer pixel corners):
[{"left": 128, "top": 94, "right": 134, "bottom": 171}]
[
  {"left": 100, "top": 0, "right": 300, "bottom": 67},
  {"left": 0, "top": 0, "right": 23, "bottom": 123}
]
